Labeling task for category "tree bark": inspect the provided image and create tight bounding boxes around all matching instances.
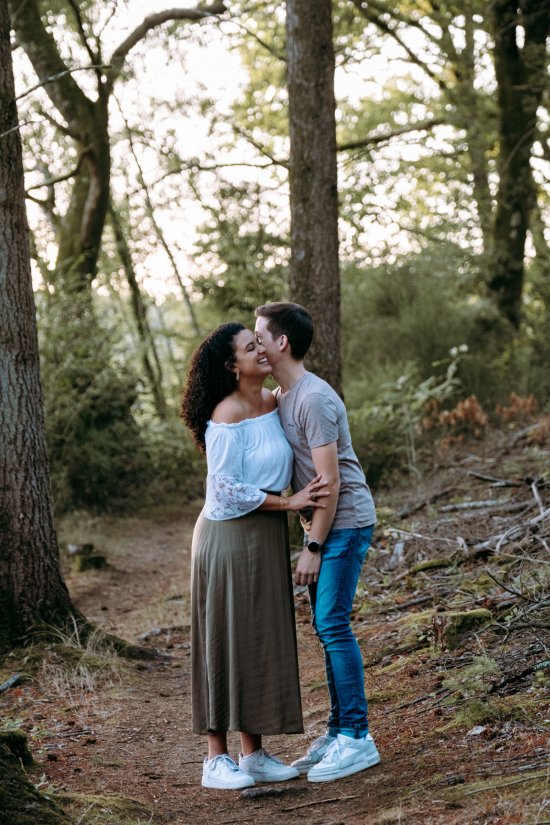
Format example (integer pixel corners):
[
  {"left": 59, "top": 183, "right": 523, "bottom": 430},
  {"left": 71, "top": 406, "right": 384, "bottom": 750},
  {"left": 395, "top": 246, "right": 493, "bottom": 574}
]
[
  {"left": 489, "top": 0, "right": 550, "bottom": 327},
  {"left": 0, "top": 0, "right": 74, "bottom": 650},
  {"left": 286, "top": 0, "right": 342, "bottom": 394}
]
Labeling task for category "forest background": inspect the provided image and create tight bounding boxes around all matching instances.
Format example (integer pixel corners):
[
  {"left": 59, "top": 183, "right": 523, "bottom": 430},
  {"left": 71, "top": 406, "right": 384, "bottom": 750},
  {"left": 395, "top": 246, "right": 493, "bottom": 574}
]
[
  {"left": 7, "top": 0, "right": 550, "bottom": 515},
  {"left": 1, "top": 2, "right": 550, "bottom": 823}
]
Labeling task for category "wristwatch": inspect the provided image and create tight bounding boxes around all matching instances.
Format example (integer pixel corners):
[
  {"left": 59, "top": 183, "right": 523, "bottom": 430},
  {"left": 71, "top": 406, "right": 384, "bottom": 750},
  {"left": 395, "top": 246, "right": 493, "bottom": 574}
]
[{"left": 306, "top": 539, "right": 322, "bottom": 554}]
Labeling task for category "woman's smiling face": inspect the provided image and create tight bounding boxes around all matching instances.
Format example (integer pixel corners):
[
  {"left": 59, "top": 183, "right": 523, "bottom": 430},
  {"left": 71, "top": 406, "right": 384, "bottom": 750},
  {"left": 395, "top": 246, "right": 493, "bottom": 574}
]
[{"left": 231, "top": 329, "right": 271, "bottom": 378}]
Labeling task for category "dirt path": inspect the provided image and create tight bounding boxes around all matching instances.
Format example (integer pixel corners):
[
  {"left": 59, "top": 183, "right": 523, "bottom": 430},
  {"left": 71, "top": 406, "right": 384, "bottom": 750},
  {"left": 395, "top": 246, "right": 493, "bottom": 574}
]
[{"left": 3, "top": 483, "right": 549, "bottom": 824}]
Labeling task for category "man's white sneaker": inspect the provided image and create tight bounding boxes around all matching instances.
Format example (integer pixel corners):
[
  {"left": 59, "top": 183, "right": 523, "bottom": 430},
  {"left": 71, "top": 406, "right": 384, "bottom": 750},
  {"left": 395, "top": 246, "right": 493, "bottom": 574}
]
[
  {"left": 307, "top": 733, "right": 380, "bottom": 783},
  {"left": 290, "top": 732, "right": 337, "bottom": 775},
  {"left": 202, "top": 754, "right": 256, "bottom": 790},
  {"left": 239, "top": 748, "right": 299, "bottom": 782}
]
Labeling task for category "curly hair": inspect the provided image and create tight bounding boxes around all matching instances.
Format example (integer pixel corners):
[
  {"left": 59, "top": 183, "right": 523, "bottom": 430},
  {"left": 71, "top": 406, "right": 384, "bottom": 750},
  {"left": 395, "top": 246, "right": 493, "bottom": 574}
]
[{"left": 180, "top": 322, "right": 245, "bottom": 452}]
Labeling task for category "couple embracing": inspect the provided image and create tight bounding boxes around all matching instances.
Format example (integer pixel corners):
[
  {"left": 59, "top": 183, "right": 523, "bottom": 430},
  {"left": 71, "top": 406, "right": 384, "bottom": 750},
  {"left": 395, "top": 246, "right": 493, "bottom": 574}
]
[{"left": 181, "top": 302, "right": 379, "bottom": 790}]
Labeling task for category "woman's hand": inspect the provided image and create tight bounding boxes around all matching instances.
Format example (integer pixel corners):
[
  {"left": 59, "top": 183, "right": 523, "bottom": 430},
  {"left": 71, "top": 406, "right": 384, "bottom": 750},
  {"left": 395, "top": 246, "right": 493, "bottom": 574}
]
[{"left": 285, "top": 475, "right": 329, "bottom": 512}]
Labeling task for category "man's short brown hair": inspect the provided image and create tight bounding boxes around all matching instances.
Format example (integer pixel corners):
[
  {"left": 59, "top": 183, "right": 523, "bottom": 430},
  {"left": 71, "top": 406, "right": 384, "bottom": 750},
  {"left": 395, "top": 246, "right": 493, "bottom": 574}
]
[{"left": 255, "top": 302, "right": 314, "bottom": 360}]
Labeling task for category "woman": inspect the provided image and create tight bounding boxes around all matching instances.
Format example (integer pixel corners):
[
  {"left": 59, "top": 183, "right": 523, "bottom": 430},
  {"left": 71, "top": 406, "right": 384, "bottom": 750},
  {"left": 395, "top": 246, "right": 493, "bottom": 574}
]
[{"left": 181, "top": 323, "right": 327, "bottom": 790}]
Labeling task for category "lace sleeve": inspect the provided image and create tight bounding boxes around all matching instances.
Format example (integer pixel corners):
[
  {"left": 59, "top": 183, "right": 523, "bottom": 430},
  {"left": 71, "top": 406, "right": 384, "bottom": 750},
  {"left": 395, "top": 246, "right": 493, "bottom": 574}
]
[{"left": 205, "top": 473, "right": 267, "bottom": 520}]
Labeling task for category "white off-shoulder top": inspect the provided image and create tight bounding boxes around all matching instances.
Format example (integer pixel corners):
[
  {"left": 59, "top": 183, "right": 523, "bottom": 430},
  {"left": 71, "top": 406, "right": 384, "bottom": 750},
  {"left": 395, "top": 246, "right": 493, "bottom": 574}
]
[{"left": 204, "top": 409, "right": 293, "bottom": 521}]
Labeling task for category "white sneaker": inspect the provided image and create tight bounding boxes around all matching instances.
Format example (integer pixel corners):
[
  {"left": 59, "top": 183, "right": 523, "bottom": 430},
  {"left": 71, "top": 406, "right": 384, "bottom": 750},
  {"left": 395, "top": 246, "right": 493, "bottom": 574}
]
[
  {"left": 307, "top": 733, "right": 380, "bottom": 783},
  {"left": 291, "top": 731, "right": 337, "bottom": 775},
  {"left": 239, "top": 748, "right": 299, "bottom": 782},
  {"left": 202, "top": 754, "right": 256, "bottom": 790}
]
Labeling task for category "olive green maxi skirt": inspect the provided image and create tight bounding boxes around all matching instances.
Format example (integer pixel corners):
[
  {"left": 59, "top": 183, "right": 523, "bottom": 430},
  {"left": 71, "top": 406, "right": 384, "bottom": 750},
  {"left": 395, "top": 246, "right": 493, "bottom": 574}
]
[{"left": 191, "top": 509, "right": 304, "bottom": 735}]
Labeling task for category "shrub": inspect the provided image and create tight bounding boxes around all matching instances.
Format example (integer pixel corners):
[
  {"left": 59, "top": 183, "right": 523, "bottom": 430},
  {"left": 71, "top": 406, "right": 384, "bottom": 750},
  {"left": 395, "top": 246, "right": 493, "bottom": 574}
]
[
  {"left": 438, "top": 395, "right": 489, "bottom": 439},
  {"left": 349, "top": 356, "right": 461, "bottom": 484},
  {"left": 139, "top": 416, "right": 205, "bottom": 502}
]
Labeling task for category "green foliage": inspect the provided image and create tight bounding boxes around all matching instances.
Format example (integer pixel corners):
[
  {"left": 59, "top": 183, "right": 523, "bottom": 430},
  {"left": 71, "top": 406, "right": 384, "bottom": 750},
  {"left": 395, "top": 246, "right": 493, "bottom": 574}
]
[
  {"left": 341, "top": 245, "right": 550, "bottom": 485},
  {"left": 192, "top": 180, "right": 289, "bottom": 314},
  {"left": 17, "top": 0, "right": 549, "bottom": 507},
  {"left": 349, "top": 357, "right": 460, "bottom": 483},
  {"left": 342, "top": 246, "right": 481, "bottom": 395},
  {"left": 37, "top": 292, "right": 152, "bottom": 512},
  {"left": 138, "top": 416, "right": 205, "bottom": 502}
]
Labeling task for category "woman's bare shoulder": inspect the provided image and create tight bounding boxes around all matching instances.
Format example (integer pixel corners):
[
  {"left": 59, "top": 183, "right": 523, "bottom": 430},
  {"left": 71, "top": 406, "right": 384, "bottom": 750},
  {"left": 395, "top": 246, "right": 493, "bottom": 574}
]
[{"left": 211, "top": 396, "right": 245, "bottom": 424}]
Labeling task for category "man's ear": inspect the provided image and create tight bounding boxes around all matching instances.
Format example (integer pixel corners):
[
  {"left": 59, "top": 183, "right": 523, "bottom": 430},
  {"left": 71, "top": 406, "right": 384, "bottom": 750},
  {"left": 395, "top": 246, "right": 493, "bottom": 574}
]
[{"left": 279, "top": 334, "right": 288, "bottom": 351}]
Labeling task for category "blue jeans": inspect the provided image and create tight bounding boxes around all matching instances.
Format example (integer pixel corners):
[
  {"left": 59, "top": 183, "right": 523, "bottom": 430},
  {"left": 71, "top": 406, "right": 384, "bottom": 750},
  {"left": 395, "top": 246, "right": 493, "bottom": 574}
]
[{"left": 307, "top": 525, "right": 374, "bottom": 739}]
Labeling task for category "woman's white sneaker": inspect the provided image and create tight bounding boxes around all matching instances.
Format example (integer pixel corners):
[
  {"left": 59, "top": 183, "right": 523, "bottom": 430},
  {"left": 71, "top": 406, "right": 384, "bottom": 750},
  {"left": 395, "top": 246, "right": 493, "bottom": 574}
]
[
  {"left": 307, "top": 733, "right": 380, "bottom": 783},
  {"left": 290, "top": 731, "right": 337, "bottom": 774},
  {"left": 202, "top": 754, "right": 256, "bottom": 790},
  {"left": 239, "top": 748, "right": 299, "bottom": 782}
]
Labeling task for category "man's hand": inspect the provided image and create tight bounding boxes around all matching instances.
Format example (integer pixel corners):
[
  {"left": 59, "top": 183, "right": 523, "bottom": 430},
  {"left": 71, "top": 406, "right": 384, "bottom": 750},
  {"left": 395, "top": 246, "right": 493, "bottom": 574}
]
[{"left": 295, "top": 547, "right": 322, "bottom": 586}]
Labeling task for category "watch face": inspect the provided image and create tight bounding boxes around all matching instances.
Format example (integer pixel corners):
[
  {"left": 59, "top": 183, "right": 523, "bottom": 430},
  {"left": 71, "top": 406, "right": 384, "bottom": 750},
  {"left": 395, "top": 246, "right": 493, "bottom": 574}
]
[{"left": 308, "top": 541, "right": 321, "bottom": 554}]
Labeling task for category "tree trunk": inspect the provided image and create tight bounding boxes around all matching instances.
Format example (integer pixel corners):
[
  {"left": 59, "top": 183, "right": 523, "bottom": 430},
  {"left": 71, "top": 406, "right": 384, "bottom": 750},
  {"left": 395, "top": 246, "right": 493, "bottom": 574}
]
[
  {"left": 489, "top": 0, "right": 550, "bottom": 327},
  {"left": 0, "top": 0, "right": 74, "bottom": 651},
  {"left": 110, "top": 204, "right": 168, "bottom": 419},
  {"left": 286, "top": 0, "right": 342, "bottom": 394},
  {"left": 461, "top": 11, "right": 493, "bottom": 256},
  {"left": 121, "top": 117, "right": 202, "bottom": 337}
]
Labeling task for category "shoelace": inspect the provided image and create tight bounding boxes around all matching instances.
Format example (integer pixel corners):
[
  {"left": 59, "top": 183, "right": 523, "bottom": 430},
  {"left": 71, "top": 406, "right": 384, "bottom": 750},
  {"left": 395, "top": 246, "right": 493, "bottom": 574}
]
[
  {"left": 323, "top": 738, "right": 343, "bottom": 764},
  {"left": 214, "top": 755, "right": 240, "bottom": 772},
  {"left": 308, "top": 734, "right": 330, "bottom": 754}
]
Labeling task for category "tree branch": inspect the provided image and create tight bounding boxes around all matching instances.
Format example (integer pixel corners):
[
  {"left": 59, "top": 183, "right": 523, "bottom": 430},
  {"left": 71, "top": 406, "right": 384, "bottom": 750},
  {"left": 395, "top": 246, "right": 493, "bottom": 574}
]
[
  {"left": 350, "top": 0, "right": 448, "bottom": 92},
  {"left": 16, "top": 65, "right": 111, "bottom": 102},
  {"left": 0, "top": 118, "right": 45, "bottom": 140},
  {"left": 232, "top": 123, "right": 288, "bottom": 168},
  {"left": 39, "top": 107, "right": 78, "bottom": 140},
  {"left": 337, "top": 118, "right": 446, "bottom": 152},
  {"left": 104, "top": 2, "right": 227, "bottom": 94},
  {"left": 225, "top": 19, "right": 285, "bottom": 62},
  {"left": 66, "top": 0, "right": 101, "bottom": 82},
  {"left": 128, "top": 159, "right": 280, "bottom": 195},
  {"left": 25, "top": 151, "right": 89, "bottom": 192},
  {"left": 8, "top": 0, "right": 94, "bottom": 128}
]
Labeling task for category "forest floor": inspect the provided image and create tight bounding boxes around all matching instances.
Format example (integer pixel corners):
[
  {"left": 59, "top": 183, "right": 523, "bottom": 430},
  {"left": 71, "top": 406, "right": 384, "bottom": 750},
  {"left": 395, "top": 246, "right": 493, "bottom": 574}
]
[{"left": 1, "top": 420, "right": 550, "bottom": 825}]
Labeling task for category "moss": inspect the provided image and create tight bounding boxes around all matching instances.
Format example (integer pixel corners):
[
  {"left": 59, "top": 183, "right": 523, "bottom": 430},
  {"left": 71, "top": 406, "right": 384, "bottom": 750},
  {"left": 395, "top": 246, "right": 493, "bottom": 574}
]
[
  {"left": 440, "top": 693, "right": 540, "bottom": 730},
  {"left": 90, "top": 756, "right": 124, "bottom": 768},
  {"left": 57, "top": 792, "right": 152, "bottom": 825},
  {"left": 368, "top": 686, "right": 402, "bottom": 704},
  {"left": 0, "top": 731, "right": 71, "bottom": 825},
  {"left": 0, "top": 729, "right": 34, "bottom": 765},
  {"left": 443, "top": 609, "right": 493, "bottom": 649},
  {"left": 444, "top": 770, "right": 549, "bottom": 805},
  {"left": 442, "top": 656, "right": 501, "bottom": 698},
  {"left": 378, "top": 648, "right": 430, "bottom": 674},
  {"left": 369, "top": 805, "right": 410, "bottom": 824},
  {"left": 459, "top": 572, "right": 498, "bottom": 594},
  {"left": 449, "top": 698, "right": 500, "bottom": 728},
  {"left": 72, "top": 553, "right": 107, "bottom": 572}
]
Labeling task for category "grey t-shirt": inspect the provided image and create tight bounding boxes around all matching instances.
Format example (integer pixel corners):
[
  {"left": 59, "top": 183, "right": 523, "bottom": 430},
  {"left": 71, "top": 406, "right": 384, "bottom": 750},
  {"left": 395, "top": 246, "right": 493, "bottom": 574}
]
[{"left": 277, "top": 372, "right": 376, "bottom": 530}]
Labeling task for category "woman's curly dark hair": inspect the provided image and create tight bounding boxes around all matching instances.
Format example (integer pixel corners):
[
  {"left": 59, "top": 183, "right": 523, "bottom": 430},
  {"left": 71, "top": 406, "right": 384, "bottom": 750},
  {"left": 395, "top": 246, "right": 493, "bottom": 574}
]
[{"left": 180, "top": 322, "right": 245, "bottom": 452}]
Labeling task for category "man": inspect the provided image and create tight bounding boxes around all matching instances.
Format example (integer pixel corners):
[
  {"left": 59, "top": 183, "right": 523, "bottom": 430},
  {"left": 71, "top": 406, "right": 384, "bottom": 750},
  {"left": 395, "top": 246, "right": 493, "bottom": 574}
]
[{"left": 254, "top": 301, "right": 380, "bottom": 783}]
